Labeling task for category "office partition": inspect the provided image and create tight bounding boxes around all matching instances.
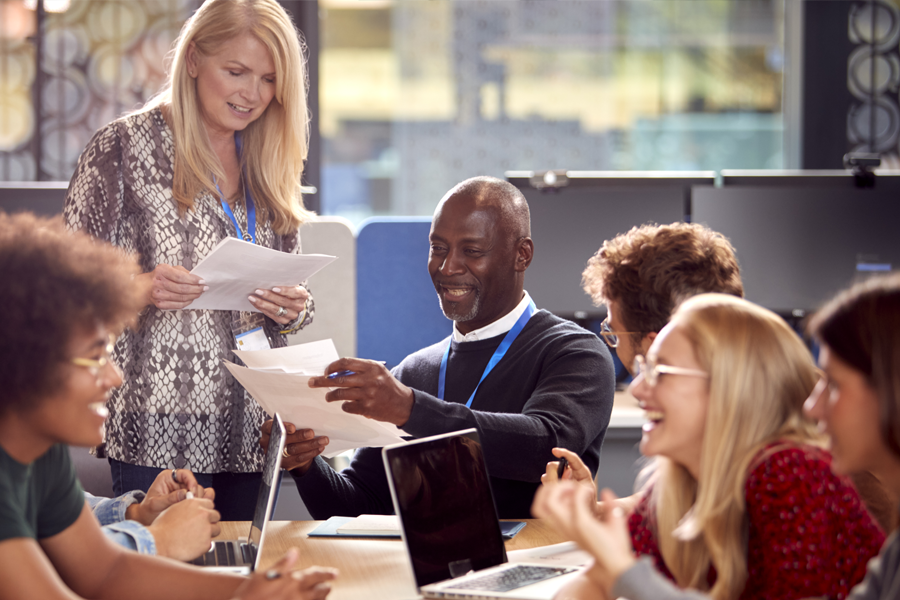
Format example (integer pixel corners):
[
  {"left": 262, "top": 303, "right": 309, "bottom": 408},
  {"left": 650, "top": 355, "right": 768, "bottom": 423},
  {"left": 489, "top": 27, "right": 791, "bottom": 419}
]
[
  {"left": 506, "top": 171, "right": 715, "bottom": 316},
  {"left": 0, "top": 182, "right": 67, "bottom": 215}
]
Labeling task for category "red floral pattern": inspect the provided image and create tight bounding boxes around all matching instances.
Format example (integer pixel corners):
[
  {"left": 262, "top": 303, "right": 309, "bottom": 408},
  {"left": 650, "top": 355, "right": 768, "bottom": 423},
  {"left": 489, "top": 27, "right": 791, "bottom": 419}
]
[{"left": 628, "top": 446, "right": 885, "bottom": 599}]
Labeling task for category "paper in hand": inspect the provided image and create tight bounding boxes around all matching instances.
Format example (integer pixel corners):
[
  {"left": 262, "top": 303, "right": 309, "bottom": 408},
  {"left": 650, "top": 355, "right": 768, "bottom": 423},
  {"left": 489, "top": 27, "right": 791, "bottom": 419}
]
[{"left": 186, "top": 237, "right": 336, "bottom": 311}]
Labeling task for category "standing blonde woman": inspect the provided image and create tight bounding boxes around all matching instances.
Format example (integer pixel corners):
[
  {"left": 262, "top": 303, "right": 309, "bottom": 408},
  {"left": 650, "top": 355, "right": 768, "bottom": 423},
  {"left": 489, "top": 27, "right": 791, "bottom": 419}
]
[
  {"left": 65, "top": 0, "right": 314, "bottom": 519},
  {"left": 536, "top": 294, "right": 883, "bottom": 599}
]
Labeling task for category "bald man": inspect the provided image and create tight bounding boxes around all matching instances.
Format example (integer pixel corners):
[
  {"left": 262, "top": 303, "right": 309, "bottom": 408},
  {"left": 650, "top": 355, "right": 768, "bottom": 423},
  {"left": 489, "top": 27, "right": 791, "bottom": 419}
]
[{"left": 263, "top": 176, "right": 614, "bottom": 518}]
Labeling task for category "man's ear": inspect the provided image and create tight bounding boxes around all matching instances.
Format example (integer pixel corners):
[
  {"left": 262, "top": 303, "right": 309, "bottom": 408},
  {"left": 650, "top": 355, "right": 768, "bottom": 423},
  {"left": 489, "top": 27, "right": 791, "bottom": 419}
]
[
  {"left": 515, "top": 237, "right": 534, "bottom": 272},
  {"left": 639, "top": 331, "right": 657, "bottom": 356}
]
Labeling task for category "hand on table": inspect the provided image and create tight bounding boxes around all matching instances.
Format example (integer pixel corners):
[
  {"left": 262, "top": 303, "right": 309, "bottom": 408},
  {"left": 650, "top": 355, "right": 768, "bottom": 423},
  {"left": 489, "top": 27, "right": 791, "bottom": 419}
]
[
  {"left": 138, "top": 264, "right": 207, "bottom": 310},
  {"left": 249, "top": 285, "right": 309, "bottom": 326},
  {"left": 532, "top": 483, "right": 636, "bottom": 595},
  {"left": 149, "top": 497, "right": 221, "bottom": 561},
  {"left": 128, "top": 468, "right": 214, "bottom": 526},
  {"left": 233, "top": 548, "right": 337, "bottom": 600},
  {"left": 307, "top": 358, "right": 415, "bottom": 427},
  {"left": 261, "top": 420, "right": 329, "bottom": 475}
]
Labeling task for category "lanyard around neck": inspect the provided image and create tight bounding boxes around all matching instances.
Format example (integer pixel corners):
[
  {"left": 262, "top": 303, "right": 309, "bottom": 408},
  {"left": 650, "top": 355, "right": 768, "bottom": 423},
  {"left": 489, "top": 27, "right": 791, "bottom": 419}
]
[
  {"left": 213, "top": 133, "right": 256, "bottom": 244},
  {"left": 438, "top": 299, "right": 536, "bottom": 408}
]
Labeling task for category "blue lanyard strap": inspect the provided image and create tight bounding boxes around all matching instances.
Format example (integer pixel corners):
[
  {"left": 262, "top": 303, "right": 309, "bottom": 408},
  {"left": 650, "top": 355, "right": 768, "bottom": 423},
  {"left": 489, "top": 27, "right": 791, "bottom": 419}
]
[
  {"left": 438, "top": 299, "right": 536, "bottom": 408},
  {"left": 213, "top": 133, "right": 256, "bottom": 244},
  {"left": 215, "top": 179, "right": 256, "bottom": 244}
]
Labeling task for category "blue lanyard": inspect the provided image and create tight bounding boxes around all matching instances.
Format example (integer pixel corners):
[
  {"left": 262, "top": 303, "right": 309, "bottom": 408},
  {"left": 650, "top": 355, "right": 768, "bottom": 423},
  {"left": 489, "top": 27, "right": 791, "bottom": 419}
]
[
  {"left": 438, "top": 299, "right": 536, "bottom": 408},
  {"left": 214, "top": 134, "right": 256, "bottom": 244}
]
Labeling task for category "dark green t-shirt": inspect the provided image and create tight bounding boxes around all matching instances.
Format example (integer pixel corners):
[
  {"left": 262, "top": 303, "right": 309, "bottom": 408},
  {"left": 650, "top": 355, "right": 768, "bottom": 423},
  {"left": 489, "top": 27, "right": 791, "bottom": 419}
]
[{"left": 0, "top": 443, "right": 85, "bottom": 542}]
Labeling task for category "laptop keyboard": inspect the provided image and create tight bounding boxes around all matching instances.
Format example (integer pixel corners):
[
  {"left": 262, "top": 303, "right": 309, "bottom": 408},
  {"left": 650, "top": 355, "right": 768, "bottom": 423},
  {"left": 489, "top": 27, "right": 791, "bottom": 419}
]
[
  {"left": 189, "top": 541, "right": 249, "bottom": 567},
  {"left": 443, "top": 565, "right": 573, "bottom": 593}
]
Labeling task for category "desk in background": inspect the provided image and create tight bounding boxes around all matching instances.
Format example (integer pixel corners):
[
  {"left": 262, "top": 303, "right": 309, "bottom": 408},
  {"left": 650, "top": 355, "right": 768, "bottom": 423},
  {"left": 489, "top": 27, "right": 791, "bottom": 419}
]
[{"left": 218, "top": 519, "right": 566, "bottom": 600}]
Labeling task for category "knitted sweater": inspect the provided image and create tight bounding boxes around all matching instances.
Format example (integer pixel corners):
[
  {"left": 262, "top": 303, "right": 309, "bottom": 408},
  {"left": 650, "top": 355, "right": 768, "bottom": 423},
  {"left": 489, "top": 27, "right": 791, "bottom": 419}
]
[{"left": 292, "top": 309, "right": 615, "bottom": 518}]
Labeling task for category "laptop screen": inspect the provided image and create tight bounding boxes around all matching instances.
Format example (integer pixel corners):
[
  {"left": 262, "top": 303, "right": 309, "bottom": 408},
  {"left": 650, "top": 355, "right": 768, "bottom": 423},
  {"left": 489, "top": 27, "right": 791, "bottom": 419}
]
[
  {"left": 247, "top": 412, "right": 285, "bottom": 562},
  {"left": 383, "top": 429, "right": 507, "bottom": 587}
]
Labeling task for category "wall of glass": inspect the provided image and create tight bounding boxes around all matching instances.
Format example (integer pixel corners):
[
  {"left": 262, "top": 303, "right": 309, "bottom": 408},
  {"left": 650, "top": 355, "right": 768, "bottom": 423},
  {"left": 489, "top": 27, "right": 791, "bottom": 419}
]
[
  {"left": 2, "top": 0, "right": 786, "bottom": 224},
  {"left": 319, "top": 0, "right": 786, "bottom": 223}
]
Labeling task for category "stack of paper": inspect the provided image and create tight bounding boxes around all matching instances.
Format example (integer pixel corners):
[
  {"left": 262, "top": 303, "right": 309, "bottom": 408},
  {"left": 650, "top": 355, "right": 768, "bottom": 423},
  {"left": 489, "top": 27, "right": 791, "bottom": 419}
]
[
  {"left": 187, "top": 237, "right": 337, "bottom": 312},
  {"left": 225, "top": 339, "right": 408, "bottom": 457}
]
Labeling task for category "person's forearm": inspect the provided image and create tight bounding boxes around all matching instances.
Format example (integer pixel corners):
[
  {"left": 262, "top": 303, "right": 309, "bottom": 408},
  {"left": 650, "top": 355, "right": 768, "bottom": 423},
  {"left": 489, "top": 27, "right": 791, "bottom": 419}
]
[{"left": 93, "top": 551, "right": 242, "bottom": 600}]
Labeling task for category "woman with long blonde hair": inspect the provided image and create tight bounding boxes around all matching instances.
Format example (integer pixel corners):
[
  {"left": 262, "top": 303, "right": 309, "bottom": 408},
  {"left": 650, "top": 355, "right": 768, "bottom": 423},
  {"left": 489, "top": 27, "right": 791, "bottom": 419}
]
[
  {"left": 65, "top": 0, "right": 315, "bottom": 519},
  {"left": 536, "top": 294, "right": 883, "bottom": 599}
]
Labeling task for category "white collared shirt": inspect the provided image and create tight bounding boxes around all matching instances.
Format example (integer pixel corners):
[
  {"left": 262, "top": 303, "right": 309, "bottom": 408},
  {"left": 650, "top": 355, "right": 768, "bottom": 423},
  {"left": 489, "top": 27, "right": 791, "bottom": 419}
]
[{"left": 451, "top": 291, "right": 534, "bottom": 343}]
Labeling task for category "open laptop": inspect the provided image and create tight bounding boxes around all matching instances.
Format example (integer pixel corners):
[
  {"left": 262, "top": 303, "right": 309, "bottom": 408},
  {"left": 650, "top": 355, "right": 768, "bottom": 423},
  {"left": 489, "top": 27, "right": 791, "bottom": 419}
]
[
  {"left": 188, "top": 412, "right": 286, "bottom": 574},
  {"left": 383, "top": 429, "right": 582, "bottom": 599}
]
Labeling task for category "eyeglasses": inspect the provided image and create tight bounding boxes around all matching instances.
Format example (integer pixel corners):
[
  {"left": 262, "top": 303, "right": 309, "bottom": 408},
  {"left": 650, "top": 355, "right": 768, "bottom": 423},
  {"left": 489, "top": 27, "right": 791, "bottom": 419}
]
[
  {"left": 598, "top": 319, "right": 642, "bottom": 349},
  {"left": 633, "top": 354, "right": 709, "bottom": 387},
  {"left": 70, "top": 334, "right": 116, "bottom": 379}
]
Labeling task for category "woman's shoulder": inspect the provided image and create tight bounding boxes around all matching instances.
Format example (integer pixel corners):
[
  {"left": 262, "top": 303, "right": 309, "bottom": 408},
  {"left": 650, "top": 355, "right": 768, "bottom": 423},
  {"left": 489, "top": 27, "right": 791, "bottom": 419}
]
[
  {"left": 746, "top": 442, "right": 832, "bottom": 484},
  {"left": 744, "top": 442, "right": 871, "bottom": 513},
  {"left": 82, "top": 107, "right": 166, "bottom": 155}
]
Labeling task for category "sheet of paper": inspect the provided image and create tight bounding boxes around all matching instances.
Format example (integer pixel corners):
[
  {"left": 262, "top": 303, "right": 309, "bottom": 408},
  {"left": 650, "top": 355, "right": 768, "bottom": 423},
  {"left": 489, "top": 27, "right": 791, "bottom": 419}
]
[
  {"left": 186, "top": 237, "right": 336, "bottom": 311},
  {"left": 223, "top": 361, "right": 407, "bottom": 456},
  {"left": 235, "top": 339, "right": 339, "bottom": 375},
  {"left": 507, "top": 541, "right": 592, "bottom": 567}
]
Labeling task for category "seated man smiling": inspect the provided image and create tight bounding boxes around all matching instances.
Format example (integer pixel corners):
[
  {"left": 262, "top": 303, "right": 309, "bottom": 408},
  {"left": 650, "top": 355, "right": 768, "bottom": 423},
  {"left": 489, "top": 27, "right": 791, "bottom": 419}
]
[{"left": 264, "top": 176, "right": 615, "bottom": 519}]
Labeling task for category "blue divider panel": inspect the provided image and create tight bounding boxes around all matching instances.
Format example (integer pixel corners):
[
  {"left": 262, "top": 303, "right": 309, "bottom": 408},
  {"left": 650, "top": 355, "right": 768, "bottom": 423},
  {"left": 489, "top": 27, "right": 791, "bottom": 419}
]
[{"left": 356, "top": 218, "right": 451, "bottom": 369}]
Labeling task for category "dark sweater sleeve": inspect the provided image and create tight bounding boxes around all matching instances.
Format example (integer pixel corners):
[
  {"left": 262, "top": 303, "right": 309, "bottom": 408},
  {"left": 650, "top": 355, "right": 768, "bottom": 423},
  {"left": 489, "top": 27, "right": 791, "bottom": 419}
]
[
  {"left": 289, "top": 448, "right": 395, "bottom": 519},
  {"left": 401, "top": 331, "right": 613, "bottom": 482}
]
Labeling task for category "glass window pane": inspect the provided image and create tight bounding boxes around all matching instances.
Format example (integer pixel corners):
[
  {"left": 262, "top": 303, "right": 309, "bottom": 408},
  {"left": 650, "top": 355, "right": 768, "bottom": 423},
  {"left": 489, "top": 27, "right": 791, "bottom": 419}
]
[{"left": 320, "top": 0, "right": 785, "bottom": 224}]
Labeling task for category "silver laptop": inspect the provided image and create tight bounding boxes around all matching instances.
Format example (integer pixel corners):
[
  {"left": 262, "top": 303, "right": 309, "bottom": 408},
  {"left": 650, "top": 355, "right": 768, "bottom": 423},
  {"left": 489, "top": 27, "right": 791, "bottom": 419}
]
[
  {"left": 188, "top": 412, "right": 286, "bottom": 574},
  {"left": 382, "top": 429, "right": 581, "bottom": 600}
]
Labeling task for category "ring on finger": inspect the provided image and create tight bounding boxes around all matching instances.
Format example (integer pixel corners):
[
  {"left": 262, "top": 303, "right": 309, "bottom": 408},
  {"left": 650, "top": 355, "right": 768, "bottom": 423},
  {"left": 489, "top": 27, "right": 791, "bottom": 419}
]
[
  {"left": 282, "top": 445, "right": 290, "bottom": 459},
  {"left": 171, "top": 469, "right": 178, "bottom": 482},
  {"left": 266, "top": 569, "right": 281, "bottom": 580},
  {"left": 276, "top": 306, "right": 287, "bottom": 318}
]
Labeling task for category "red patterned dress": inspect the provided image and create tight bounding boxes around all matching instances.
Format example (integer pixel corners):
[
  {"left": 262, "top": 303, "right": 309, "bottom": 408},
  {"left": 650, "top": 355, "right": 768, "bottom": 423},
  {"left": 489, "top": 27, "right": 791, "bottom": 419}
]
[{"left": 629, "top": 445, "right": 885, "bottom": 600}]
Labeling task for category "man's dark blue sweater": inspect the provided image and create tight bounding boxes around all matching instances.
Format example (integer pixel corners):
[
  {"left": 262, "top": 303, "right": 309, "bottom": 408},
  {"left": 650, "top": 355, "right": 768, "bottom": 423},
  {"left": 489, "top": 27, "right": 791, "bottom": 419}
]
[{"left": 290, "top": 309, "right": 615, "bottom": 518}]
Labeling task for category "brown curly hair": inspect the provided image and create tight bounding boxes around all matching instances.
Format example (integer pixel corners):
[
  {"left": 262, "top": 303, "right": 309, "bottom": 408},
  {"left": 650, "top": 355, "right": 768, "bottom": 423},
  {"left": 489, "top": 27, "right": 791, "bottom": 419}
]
[
  {"left": 0, "top": 213, "right": 144, "bottom": 413},
  {"left": 582, "top": 222, "right": 743, "bottom": 334}
]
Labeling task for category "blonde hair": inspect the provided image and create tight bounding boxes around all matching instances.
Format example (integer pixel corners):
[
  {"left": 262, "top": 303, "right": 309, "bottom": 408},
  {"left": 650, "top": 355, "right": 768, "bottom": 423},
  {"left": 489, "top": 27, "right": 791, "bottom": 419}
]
[
  {"left": 641, "top": 294, "right": 820, "bottom": 600},
  {"left": 145, "top": 0, "right": 312, "bottom": 234}
]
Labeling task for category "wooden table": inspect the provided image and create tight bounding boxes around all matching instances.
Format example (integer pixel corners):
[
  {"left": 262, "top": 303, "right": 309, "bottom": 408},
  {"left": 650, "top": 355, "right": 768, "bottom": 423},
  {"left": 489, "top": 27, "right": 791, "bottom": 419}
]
[{"left": 217, "top": 519, "right": 566, "bottom": 600}]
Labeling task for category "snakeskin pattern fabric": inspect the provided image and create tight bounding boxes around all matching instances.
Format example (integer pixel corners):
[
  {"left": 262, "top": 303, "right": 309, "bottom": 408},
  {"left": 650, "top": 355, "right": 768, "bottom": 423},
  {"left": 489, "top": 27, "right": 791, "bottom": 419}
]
[{"left": 65, "top": 107, "right": 312, "bottom": 473}]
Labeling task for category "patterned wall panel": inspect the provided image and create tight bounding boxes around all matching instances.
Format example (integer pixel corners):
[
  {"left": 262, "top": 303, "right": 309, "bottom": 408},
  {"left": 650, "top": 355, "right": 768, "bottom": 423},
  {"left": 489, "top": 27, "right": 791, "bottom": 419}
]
[
  {"left": 0, "top": 0, "right": 199, "bottom": 181},
  {"left": 847, "top": 0, "right": 900, "bottom": 158}
]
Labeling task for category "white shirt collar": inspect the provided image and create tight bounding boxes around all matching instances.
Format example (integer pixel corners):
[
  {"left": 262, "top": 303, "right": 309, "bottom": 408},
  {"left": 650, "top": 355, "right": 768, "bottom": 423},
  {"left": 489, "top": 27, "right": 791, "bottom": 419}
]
[{"left": 452, "top": 291, "right": 534, "bottom": 343}]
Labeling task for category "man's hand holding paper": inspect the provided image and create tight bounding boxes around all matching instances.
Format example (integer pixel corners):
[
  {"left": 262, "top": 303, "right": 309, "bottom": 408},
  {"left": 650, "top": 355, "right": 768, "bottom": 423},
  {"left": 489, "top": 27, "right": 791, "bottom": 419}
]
[
  {"left": 228, "top": 340, "right": 408, "bottom": 472},
  {"left": 307, "top": 358, "right": 416, "bottom": 427}
]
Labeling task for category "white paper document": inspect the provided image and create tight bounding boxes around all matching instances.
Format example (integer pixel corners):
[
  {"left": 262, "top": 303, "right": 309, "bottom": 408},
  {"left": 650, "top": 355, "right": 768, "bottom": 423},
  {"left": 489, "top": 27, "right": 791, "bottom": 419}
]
[
  {"left": 237, "top": 339, "right": 340, "bottom": 375},
  {"left": 227, "top": 340, "right": 407, "bottom": 456},
  {"left": 186, "top": 237, "right": 336, "bottom": 311},
  {"left": 507, "top": 542, "right": 592, "bottom": 567}
]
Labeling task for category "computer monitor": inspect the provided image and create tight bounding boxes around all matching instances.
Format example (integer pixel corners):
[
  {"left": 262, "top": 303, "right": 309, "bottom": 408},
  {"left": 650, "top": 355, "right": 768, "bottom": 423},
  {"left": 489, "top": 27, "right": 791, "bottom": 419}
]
[
  {"left": 507, "top": 171, "right": 715, "bottom": 316},
  {"left": 693, "top": 173, "right": 900, "bottom": 314}
]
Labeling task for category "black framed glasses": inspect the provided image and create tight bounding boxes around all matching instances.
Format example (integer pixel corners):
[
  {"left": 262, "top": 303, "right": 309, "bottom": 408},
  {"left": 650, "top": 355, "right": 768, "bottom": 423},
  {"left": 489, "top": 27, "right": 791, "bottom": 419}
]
[
  {"left": 598, "top": 319, "right": 642, "bottom": 349},
  {"left": 633, "top": 354, "right": 709, "bottom": 387}
]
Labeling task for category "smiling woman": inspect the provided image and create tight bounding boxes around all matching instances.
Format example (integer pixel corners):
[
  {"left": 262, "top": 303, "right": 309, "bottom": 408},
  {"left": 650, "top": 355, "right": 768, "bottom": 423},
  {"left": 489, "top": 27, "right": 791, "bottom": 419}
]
[
  {"left": 64, "top": 0, "right": 317, "bottom": 520},
  {"left": 0, "top": 212, "right": 335, "bottom": 600},
  {"left": 536, "top": 293, "right": 885, "bottom": 600}
]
